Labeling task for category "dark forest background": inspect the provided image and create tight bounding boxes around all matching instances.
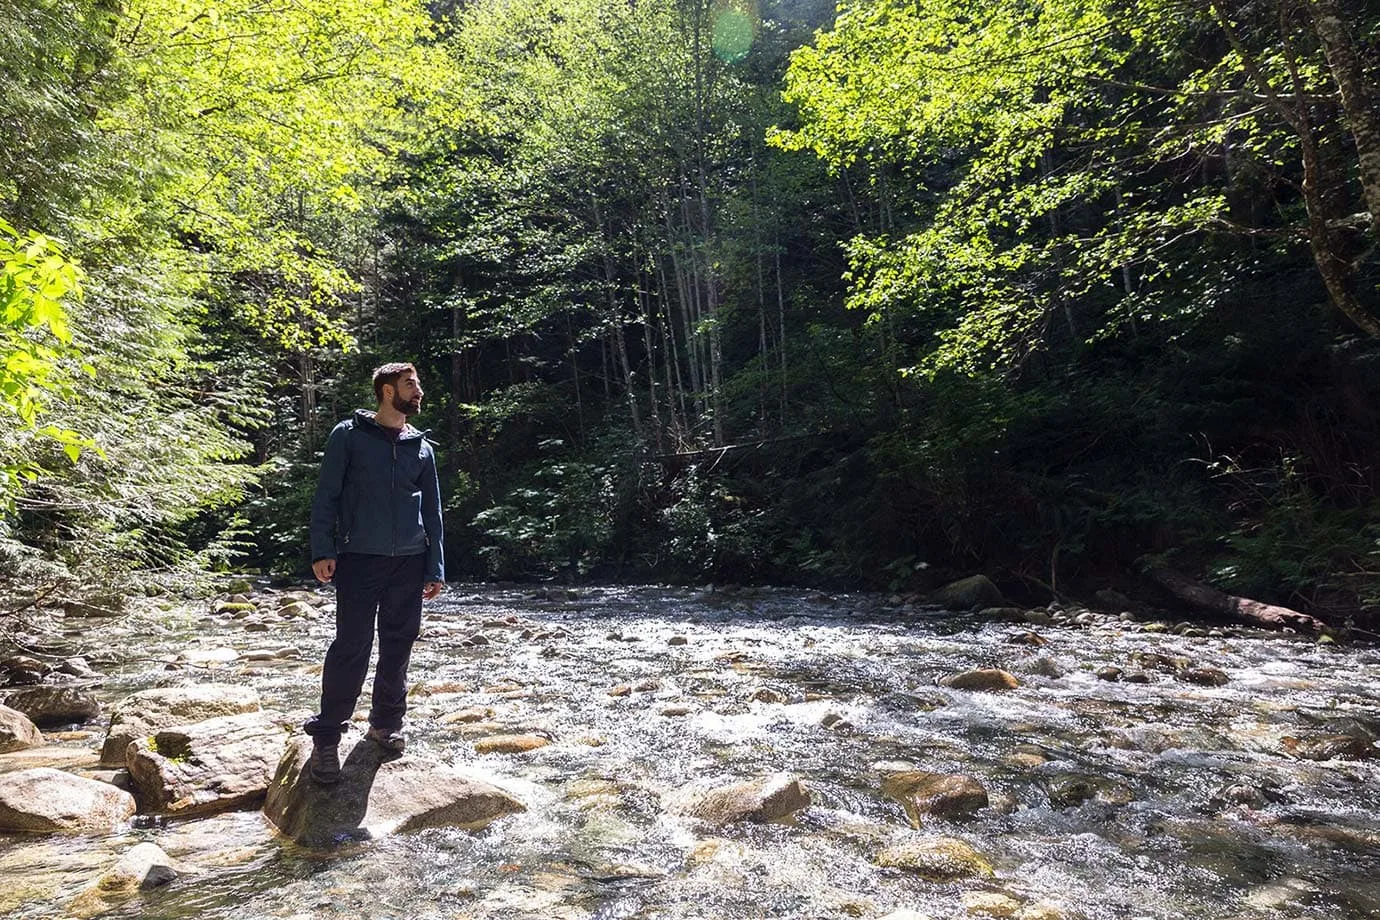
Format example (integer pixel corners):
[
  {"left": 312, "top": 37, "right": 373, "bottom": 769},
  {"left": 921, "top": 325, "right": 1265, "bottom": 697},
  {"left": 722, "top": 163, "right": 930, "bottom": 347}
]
[{"left": 3, "top": 0, "right": 1380, "bottom": 625}]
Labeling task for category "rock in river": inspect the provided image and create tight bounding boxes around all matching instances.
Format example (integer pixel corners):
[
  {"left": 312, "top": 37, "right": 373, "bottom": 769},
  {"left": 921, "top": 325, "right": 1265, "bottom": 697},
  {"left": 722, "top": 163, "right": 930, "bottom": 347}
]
[
  {"left": 101, "top": 684, "right": 263, "bottom": 766},
  {"left": 930, "top": 575, "right": 1006, "bottom": 611},
  {"left": 941, "top": 669, "right": 1020, "bottom": 692},
  {"left": 264, "top": 735, "right": 526, "bottom": 848},
  {"left": 127, "top": 711, "right": 287, "bottom": 816},
  {"left": 881, "top": 769, "right": 989, "bottom": 824},
  {"left": 667, "top": 772, "right": 811, "bottom": 826},
  {"left": 875, "top": 835, "right": 994, "bottom": 880},
  {"left": 66, "top": 842, "right": 179, "bottom": 918},
  {"left": 0, "top": 767, "right": 135, "bottom": 833},
  {"left": 0, "top": 704, "right": 43, "bottom": 753},
  {"left": 2, "top": 686, "right": 100, "bottom": 728}
]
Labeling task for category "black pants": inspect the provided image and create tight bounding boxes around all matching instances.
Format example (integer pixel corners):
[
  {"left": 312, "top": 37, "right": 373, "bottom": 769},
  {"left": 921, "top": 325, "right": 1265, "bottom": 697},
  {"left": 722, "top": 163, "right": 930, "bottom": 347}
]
[{"left": 303, "top": 552, "right": 425, "bottom": 745}]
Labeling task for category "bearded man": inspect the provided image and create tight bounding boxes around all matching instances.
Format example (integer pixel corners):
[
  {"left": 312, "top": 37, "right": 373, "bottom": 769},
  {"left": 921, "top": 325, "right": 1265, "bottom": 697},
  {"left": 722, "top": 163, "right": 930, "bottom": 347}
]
[{"left": 302, "top": 362, "right": 445, "bottom": 783}]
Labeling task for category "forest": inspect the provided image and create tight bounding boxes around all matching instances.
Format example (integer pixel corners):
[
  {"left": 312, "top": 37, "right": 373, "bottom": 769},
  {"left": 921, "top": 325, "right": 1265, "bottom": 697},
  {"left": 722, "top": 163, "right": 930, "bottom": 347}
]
[{"left": 3, "top": 0, "right": 1380, "bottom": 627}]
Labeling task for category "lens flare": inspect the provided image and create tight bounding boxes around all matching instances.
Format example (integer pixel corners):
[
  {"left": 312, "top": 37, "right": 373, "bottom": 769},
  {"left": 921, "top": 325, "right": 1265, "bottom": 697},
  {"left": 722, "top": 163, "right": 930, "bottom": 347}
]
[{"left": 710, "top": 0, "right": 757, "bottom": 63}]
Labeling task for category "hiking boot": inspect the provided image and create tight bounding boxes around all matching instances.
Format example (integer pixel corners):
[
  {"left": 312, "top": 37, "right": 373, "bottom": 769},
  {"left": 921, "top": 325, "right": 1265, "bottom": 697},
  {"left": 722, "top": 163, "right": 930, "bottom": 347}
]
[
  {"left": 309, "top": 742, "right": 341, "bottom": 784},
  {"left": 366, "top": 725, "right": 406, "bottom": 752}
]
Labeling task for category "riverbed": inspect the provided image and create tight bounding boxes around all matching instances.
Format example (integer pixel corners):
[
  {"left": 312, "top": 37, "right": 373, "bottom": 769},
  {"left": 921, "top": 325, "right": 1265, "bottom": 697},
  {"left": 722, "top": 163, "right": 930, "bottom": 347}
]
[{"left": 2, "top": 585, "right": 1379, "bottom": 919}]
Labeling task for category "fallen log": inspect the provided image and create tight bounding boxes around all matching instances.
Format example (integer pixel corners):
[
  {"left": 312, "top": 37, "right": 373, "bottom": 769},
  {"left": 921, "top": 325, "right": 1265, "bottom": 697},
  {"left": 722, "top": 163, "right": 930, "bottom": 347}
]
[{"left": 1149, "top": 569, "right": 1326, "bottom": 633}]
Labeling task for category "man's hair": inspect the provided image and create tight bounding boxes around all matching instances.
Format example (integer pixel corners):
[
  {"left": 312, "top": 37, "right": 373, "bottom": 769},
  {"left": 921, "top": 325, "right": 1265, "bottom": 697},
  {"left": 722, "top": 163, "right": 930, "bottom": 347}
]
[{"left": 372, "top": 362, "right": 417, "bottom": 403}]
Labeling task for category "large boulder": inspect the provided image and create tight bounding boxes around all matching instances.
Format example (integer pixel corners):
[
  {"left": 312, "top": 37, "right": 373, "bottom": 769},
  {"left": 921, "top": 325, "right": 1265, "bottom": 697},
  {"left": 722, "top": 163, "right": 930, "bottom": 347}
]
[
  {"left": 666, "top": 773, "right": 811, "bottom": 826},
  {"left": 126, "top": 711, "right": 287, "bottom": 817},
  {"left": 930, "top": 575, "right": 1006, "bottom": 611},
  {"left": 66, "top": 842, "right": 179, "bottom": 918},
  {"left": 0, "top": 704, "right": 43, "bottom": 753},
  {"left": 101, "top": 685, "right": 262, "bottom": 766},
  {"left": 0, "top": 767, "right": 135, "bottom": 833},
  {"left": 3, "top": 686, "right": 101, "bottom": 728},
  {"left": 881, "top": 769, "right": 989, "bottom": 824},
  {"left": 264, "top": 736, "right": 527, "bottom": 848}
]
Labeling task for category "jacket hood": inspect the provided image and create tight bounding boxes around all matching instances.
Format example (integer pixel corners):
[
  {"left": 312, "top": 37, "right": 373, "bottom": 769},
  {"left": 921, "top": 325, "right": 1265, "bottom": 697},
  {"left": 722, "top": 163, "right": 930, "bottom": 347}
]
[{"left": 353, "top": 408, "right": 425, "bottom": 440}]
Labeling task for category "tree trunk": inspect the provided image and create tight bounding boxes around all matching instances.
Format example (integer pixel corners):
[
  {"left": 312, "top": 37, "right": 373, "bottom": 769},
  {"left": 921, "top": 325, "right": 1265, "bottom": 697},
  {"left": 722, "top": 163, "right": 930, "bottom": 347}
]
[
  {"left": 1150, "top": 569, "right": 1326, "bottom": 632},
  {"left": 1308, "top": 0, "right": 1380, "bottom": 240}
]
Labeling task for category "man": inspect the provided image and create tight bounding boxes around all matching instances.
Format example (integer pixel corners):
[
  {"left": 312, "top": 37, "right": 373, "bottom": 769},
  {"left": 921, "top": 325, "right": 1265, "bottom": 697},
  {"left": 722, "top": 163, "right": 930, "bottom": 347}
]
[{"left": 303, "top": 362, "right": 445, "bottom": 784}]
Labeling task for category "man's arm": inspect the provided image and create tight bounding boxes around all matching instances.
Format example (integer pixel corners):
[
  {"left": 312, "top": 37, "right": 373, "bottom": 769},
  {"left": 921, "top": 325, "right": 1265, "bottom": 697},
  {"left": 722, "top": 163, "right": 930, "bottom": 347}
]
[
  {"left": 309, "top": 423, "right": 350, "bottom": 578},
  {"left": 420, "top": 442, "right": 445, "bottom": 591}
]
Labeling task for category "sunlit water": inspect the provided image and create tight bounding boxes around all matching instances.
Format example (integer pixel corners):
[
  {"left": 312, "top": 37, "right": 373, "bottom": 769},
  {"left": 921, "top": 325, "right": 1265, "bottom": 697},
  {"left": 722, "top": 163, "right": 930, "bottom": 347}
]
[{"left": 3, "top": 585, "right": 1379, "bottom": 919}]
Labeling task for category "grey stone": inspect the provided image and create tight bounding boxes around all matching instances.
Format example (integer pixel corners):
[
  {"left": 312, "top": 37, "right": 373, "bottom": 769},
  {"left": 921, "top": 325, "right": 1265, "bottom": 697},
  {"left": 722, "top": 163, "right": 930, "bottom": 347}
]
[
  {"left": 667, "top": 773, "right": 810, "bottom": 826},
  {"left": 3, "top": 686, "right": 100, "bottom": 728},
  {"left": 127, "top": 711, "right": 287, "bottom": 816},
  {"left": 930, "top": 575, "right": 1006, "bottom": 611},
  {"left": 264, "top": 736, "right": 526, "bottom": 847},
  {"left": 0, "top": 767, "right": 135, "bottom": 833},
  {"left": 881, "top": 770, "right": 989, "bottom": 824},
  {"left": 100, "top": 684, "right": 262, "bottom": 766},
  {"left": 0, "top": 704, "right": 43, "bottom": 752}
]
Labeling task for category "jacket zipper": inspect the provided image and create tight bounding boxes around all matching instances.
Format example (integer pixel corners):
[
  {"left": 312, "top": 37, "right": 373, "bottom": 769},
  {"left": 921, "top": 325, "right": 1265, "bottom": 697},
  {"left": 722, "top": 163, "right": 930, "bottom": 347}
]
[{"left": 391, "top": 438, "right": 397, "bottom": 556}]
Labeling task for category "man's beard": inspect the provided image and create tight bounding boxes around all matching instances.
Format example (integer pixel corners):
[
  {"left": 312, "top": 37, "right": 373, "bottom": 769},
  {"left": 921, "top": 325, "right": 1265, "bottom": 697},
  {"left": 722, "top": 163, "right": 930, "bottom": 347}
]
[{"left": 393, "top": 394, "right": 422, "bottom": 417}]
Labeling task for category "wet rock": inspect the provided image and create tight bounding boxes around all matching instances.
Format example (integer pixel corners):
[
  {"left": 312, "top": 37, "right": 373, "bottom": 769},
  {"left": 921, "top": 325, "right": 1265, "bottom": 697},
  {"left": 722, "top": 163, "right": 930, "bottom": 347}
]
[
  {"left": 1022, "top": 609, "right": 1056, "bottom": 626},
  {"left": 264, "top": 735, "right": 526, "bottom": 847},
  {"left": 668, "top": 635, "right": 688, "bottom": 646},
  {"left": 1284, "top": 734, "right": 1377, "bottom": 761},
  {"left": 1095, "top": 666, "right": 1122, "bottom": 681},
  {"left": 941, "top": 669, "right": 1020, "bottom": 692},
  {"left": 752, "top": 687, "right": 787, "bottom": 704},
  {"left": 979, "top": 607, "right": 1026, "bottom": 621},
  {"left": 1179, "top": 667, "right": 1229, "bottom": 687},
  {"left": 56, "top": 658, "right": 101, "bottom": 679},
  {"left": 1020, "top": 657, "right": 1063, "bottom": 679},
  {"left": 440, "top": 707, "right": 493, "bottom": 724},
  {"left": 66, "top": 842, "right": 179, "bottom": 918},
  {"left": 3, "top": 686, "right": 100, "bottom": 727},
  {"left": 881, "top": 770, "right": 989, "bottom": 824},
  {"left": 1046, "top": 774, "right": 1135, "bottom": 807},
  {"left": 874, "top": 835, "right": 994, "bottom": 880},
  {"left": 1006, "top": 631, "right": 1048, "bottom": 647},
  {"left": 820, "top": 712, "right": 853, "bottom": 731},
  {"left": 962, "top": 891, "right": 1022, "bottom": 917},
  {"left": 0, "top": 655, "right": 50, "bottom": 686},
  {"left": 0, "top": 767, "right": 136, "bottom": 833},
  {"left": 215, "top": 602, "right": 255, "bottom": 616},
  {"left": 931, "top": 575, "right": 1006, "bottom": 611},
  {"left": 668, "top": 772, "right": 811, "bottom": 826},
  {"left": 275, "top": 601, "right": 315, "bottom": 619},
  {"left": 473, "top": 734, "right": 550, "bottom": 754},
  {"left": 1123, "top": 670, "right": 1153, "bottom": 683},
  {"left": 0, "top": 704, "right": 43, "bottom": 752},
  {"left": 127, "top": 711, "right": 286, "bottom": 816},
  {"left": 101, "top": 684, "right": 262, "bottom": 766},
  {"left": 178, "top": 647, "right": 239, "bottom": 667},
  {"left": 660, "top": 705, "right": 694, "bottom": 717}
]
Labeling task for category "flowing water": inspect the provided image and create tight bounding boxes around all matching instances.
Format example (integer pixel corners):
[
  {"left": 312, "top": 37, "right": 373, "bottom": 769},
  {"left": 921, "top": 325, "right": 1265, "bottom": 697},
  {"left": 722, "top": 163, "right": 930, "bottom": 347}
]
[{"left": 3, "top": 585, "right": 1379, "bottom": 920}]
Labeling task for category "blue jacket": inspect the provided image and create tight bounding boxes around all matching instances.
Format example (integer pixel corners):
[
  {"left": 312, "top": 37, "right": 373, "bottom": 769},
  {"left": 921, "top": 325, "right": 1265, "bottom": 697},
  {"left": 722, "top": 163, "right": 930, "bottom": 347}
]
[{"left": 310, "top": 410, "right": 445, "bottom": 581}]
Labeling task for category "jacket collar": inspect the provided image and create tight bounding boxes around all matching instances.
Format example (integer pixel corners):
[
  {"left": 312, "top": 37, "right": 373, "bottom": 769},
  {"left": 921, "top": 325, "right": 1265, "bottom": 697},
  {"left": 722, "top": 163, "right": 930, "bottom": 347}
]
[{"left": 353, "top": 409, "right": 425, "bottom": 441}]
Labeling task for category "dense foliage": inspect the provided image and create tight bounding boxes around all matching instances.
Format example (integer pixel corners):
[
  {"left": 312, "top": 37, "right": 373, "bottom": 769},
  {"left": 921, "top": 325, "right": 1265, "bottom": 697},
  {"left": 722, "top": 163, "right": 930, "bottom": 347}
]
[{"left": 2, "top": 0, "right": 1378, "bottom": 625}]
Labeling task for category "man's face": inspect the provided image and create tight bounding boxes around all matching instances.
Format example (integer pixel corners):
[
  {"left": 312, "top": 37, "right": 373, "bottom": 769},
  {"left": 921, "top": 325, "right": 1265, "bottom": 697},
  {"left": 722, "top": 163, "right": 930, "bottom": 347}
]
[{"left": 390, "top": 373, "right": 423, "bottom": 417}]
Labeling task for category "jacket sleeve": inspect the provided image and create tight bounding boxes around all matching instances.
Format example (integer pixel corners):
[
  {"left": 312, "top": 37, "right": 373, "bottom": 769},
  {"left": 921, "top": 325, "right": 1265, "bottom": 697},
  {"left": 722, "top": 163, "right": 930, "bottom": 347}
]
[
  {"left": 309, "top": 422, "right": 350, "bottom": 562},
  {"left": 421, "top": 444, "right": 445, "bottom": 582}
]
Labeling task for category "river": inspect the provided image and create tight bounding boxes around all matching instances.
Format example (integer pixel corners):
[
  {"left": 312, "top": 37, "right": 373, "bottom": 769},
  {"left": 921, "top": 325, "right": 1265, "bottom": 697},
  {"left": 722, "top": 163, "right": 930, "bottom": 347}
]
[{"left": 2, "top": 584, "right": 1379, "bottom": 919}]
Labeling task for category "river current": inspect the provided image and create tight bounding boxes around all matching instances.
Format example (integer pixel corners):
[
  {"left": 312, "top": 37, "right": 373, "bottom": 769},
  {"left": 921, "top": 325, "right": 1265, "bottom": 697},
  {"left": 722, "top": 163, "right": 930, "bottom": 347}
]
[{"left": 2, "top": 584, "right": 1379, "bottom": 919}]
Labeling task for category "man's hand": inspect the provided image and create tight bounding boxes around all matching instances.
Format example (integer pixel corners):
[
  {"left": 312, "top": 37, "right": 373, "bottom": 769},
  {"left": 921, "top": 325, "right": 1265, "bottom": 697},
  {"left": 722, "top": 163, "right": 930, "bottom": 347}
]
[
  {"left": 312, "top": 558, "right": 336, "bottom": 583},
  {"left": 423, "top": 581, "right": 443, "bottom": 600}
]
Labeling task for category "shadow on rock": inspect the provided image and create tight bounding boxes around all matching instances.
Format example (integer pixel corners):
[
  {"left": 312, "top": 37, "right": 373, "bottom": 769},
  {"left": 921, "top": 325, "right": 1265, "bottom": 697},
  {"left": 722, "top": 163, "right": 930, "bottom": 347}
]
[{"left": 264, "top": 735, "right": 524, "bottom": 848}]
